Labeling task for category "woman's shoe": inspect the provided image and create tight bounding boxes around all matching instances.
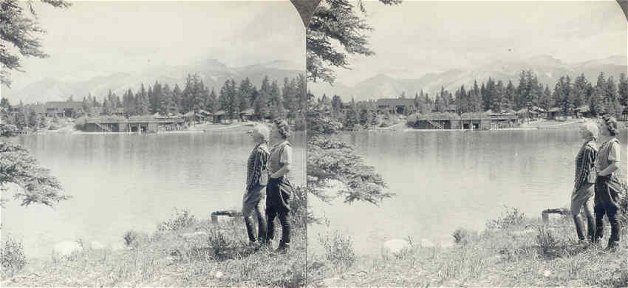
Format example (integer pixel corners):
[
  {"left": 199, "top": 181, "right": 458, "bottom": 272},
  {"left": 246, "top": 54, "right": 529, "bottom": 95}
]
[{"left": 275, "top": 242, "right": 290, "bottom": 254}]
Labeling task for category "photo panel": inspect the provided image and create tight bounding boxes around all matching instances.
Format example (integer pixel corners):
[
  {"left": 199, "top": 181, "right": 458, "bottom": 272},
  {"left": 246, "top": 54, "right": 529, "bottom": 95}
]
[
  {"left": 306, "top": 0, "right": 628, "bottom": 286},
  {"left": 1, "top": 1, "right": 307, "bottom": 286}
]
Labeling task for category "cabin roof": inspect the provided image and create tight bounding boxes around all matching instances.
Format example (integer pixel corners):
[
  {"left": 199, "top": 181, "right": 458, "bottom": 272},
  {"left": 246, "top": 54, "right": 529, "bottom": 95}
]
[
  {"left": 240, "top": 108, "right": 254, "bottom": 115},
  {"left": 375, "top": 98, "right": 416, "bottom": 106},
  {"left": 45, "top": 101, "right": 83, "bottom": 110}
]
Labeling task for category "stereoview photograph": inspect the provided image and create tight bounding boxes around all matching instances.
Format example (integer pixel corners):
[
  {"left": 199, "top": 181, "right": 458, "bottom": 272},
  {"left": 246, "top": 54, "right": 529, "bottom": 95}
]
[
  {"left": 1, "top": 1, "right": 306, "bottom": 286},
  {"left": 306, "top": 0, "right": 628, "bottom": 286}
]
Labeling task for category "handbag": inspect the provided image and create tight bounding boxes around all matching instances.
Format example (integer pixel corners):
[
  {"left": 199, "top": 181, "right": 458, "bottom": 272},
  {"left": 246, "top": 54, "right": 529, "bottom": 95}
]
[{"left": 259, "top": 168, "right": 269, "bottom": 186}]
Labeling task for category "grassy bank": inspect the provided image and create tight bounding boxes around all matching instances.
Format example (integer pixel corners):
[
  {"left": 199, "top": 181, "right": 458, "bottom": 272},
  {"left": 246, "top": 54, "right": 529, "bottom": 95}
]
[
  {"left": 1, "top": 210, "right": 305, "bottom": 287},
  {"left": 308, "top": 208, "right": 628, "bottom": 287}
]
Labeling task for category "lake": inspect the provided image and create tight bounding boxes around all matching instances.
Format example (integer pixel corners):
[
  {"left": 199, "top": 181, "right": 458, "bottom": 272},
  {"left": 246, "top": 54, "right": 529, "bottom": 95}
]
[
  {"left": 1, "top": 131, "right": 305, "bottom": 258},
  {"left": 308, "top": 128, "right": 628, "bottom": 255}
]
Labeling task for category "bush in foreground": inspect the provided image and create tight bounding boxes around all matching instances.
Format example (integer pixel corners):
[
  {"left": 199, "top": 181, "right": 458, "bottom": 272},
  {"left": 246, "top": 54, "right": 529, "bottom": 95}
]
[{"left": 1, "top": 237, "right": 27, "bottom": 278}]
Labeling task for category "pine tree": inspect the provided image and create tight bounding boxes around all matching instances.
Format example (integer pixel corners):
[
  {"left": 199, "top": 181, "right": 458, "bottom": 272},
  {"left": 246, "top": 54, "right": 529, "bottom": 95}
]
[
  {"left": 331, "top": 95, "right": 343, "bottom": 118},
  {"left": 282, "top": 77, "right": 297, "bottom": 119},
  {"left": 151, "top": 81, "right": 163, "bottom": 114},
  {"left": 123, "top": 89, "right": 135, "bottom": 116},
  {"left": 295, "top": 74, "right": 308, "bottom": 114},
  {"left": 82, "top": 96, "right": 93, "bottom": 116},
  {"left": 538, "top": 85, "right": 553, "bottom": 110},
  {"left": 160, "top": 84, "right": 177, "bottom": 115},
  {"left": 238, "top": 78, "right": 254, "bottom": 112},
  {"left": 173, "top": 84, "right": 183, "bottom": 114},
  {"left": 207, "top": 89, "right": 218, "bottom": 113},
  {"left": 269, "top": 80, "right": 284, "bottom": 119},
  {"left": 504, "top": 80, "right": 516, "bottom": 111},
  {"left": 102, "top": 98, "right": 111, "bottom": 115},
  {"left": 0, "top": 0, "right": 71, "bottom": 86},
  {"left": 515, "top": 71, "right": 529, "bottom": 109},
  {"left": 590, "top": 73, "right": 606, "bottom": 116},
  {"left": 604, "top": 76, "right": 622, "bottom": 116},
  {"left": 254, "top": 77, "right": 271, "bottom": 120},
  {"left": 135, "top": 84, "right": 150, "bottom": 115},
  {"left": 618, "top": 73, "right": 628, "bottom": 110},
  {"left": 454, "top": 85, "right": 468, "bottom": 113},
  {"left": 344, "top": 98, "right": 359, "bottom": 129},
  {"left": 572, "top": 74, "right": 590, "bottom": 109}
]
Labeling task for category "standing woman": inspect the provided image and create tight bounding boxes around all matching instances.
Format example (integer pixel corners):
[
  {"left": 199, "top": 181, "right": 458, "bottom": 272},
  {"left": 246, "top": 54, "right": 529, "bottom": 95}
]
[
  {"left": 594, "top": 115, "right": 623, "bottom": 250},
  {"left": 242, "top": 125, "right": 270, "bottom": 245},
  {"left": 570, "top": 122, "right": 598, "bottom": 242},
  {"left": 266, "top": 119, "right": 294, "bottom": 253}
]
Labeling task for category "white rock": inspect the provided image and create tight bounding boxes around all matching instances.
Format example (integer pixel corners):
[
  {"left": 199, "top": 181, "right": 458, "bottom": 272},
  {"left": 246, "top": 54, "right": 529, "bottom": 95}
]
[
  {"left": 90, "top": 241, "right": 105, "bottom": 250},
  {"left": 53, "top": 241, "right": 83, "bottom": 257},
  {"left": 214, "top": 271, "right": 223, "bottom": 279},
  {"left": 181, "top": 231, "right": 208, "bottom": 240},
  {"left": 382, "top": 238, "right": 411, "bottom": 256},
  {"left": 420, "top": 239, "right": 435, "bottom": 248}
]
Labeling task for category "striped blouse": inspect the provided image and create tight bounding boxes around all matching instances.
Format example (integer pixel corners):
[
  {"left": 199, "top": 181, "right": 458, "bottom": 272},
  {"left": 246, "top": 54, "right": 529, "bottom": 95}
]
[
  {"left": 246, "top": 142, "right": 270, "bottom": 192},
  {"left": 574, "top": 140, "right": 597, "bottom": 190}
]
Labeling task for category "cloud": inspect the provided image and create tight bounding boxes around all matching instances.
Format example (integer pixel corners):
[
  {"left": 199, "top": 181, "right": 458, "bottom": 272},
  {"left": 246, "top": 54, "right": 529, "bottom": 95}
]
[
  {"left": 5, "top": 1, "right": 304, "bottom": 91},
  {"left": 326, "top": 0, "right": 626, "bottom": 86}
]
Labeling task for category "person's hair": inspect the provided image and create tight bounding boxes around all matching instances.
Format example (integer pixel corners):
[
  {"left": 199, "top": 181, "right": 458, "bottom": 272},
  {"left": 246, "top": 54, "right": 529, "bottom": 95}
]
[
  {"left": 581, "top": 121, "right": 599, "bottom": 140},
  {"left": 251, "top": 124, "right": 270, "bottom": 142},
  {"left": 274, "top": 119, "right": 291, "bottom": 139},
  {"left": 601, "top": 115, "right": 618, "bottom": 136}
]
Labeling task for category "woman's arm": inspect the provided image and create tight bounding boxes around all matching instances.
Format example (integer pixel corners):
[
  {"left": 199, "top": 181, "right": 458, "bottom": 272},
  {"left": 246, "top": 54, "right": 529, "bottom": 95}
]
[
  {"left": 271, "top": 163, "right": 291, "bottom": 179},
  {"left": 247, "top": 148, "right": 269, "bottom": 190},
  {"left": 271, "top": 145, "right": 292, "bottom": 179},
  {"left": 598, "top": 141, "right": 620, "bottom": 177},
  {"left": 574, "top": 146, "right": 595, "bottom": 189},
  {"left": 598, "top": 162, "right": 619, "bottom": 177}
]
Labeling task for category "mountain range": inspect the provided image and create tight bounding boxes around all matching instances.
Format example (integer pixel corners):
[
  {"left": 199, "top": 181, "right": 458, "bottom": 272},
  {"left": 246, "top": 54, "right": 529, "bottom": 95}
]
[
  {"left": 309, "top": 55, "right": 627, "bottom": 101},
  {"left": 2, "top": 59, "right": 303, "bottom": 104}
]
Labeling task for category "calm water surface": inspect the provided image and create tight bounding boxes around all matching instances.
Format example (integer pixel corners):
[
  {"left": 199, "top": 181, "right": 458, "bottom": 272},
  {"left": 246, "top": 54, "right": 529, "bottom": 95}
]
[
  {"left": 308, "top": 129, "right": 628, "bottom": 255},
  {"left": 2, "top": 131, "right": 305, "bottom": 258}
]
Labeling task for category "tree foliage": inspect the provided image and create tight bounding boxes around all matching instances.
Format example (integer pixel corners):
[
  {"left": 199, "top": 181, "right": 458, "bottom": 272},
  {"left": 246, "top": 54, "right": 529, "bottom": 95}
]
[
  {"left": 0, "top": 141, "right": 68, "bottom": 207},
  {"left": 306, "top": 101, "right": 392, "bottom": 205},
  {"left": 306, "top": 0, "right": 401, "bottom": 84},
  {"left": 0, "top": 0, "right": 71, "bottom": 86}
]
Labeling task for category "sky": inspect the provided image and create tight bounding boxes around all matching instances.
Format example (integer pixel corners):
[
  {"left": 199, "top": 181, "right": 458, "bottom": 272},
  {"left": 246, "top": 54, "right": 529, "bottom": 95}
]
[
  {"left": 2, "top": 0, "right": 305, "bottom": 92},
  {"left": 314, "top": 0, "right": 627, "bottom": 87}
]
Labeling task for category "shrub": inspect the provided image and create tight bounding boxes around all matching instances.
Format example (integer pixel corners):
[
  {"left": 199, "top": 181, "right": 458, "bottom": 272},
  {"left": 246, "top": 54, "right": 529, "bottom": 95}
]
[
  {"left": 290, "top": 186, "right": 309, "bottom": 228},
  {"left": 157, "top": 209, "right": 197, "bottom": 231},
  {"left": 319, "top": 231, "right": 356, "bottom": 268},
  {"left": 207, "top": 228, "right": 239, "bottom": 261},
  {"left": 1, "top": 237, "right": 27, "bottom": 277},
  {"left": 123, "top": 230, "right": 140, "bottom": 247},
  {"left": 486, "top": 206, "right": 526, "bottom": 230},
  {"left": 535, "top": 226, "right": 581, "bottom": 259},
  {"left": 452, "top": 228, "right": 478, "bottom": 245},
  {"left": 0, "top": 123, "right": 18, "bottom": 137}
]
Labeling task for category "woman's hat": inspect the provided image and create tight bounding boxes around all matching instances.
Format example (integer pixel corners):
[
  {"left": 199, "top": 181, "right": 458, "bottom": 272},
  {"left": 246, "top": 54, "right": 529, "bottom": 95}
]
[{"left": 601, "top": 115, "right": 618, "bottom": 135}]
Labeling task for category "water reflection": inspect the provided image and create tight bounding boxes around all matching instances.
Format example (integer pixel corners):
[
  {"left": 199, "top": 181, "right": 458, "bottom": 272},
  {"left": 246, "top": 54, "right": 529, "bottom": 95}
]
[
  {"left": 2, "top": 132, "right": 305, "bottom": 258},
  {"left": 309, "top": 129, "right": 627, "bottom": 255}
]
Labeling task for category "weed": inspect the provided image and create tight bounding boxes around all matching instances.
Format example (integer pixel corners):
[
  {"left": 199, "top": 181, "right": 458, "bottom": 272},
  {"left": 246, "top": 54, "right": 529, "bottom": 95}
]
[
  {"left": 207, "top": 228, "right": 240, "bottom": 261},
  {"left": 123, "top": 230, "right": 140, "bottom": 247},
  {"left": 486, "top": 206, "right": 526, "bottom": 230},
  {"left": 319, "top": 231, "right": 356, "bottom": 268},
  {"left": 452, "top": 228, "right": 478, "bottom": 245},
  {"left": 1, "top": 237, "right": 27, "bottom": 278},
  {"left": 157, "top": 209, "right": 197, "bottom": 231}
]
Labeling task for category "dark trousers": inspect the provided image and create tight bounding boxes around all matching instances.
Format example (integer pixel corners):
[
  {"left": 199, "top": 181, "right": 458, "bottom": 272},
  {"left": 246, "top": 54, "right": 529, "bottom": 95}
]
[
  {"left": 594, "top": 176, "right": 621, "bottom": 245},
  {"left": 574, "top": 214, "right": 595, "bottom": 241},
  {"left": 244, "top": 207, "right": 267, "bottom": 243},
  {"left": 266, "top": 205, "right": 291, "bottom": 245},
  {"left": 242, "top": 187, "right": 267, "bottom": 243},
  {"left": 594, "top": 204, "right": 620, "bottom": 244}
]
